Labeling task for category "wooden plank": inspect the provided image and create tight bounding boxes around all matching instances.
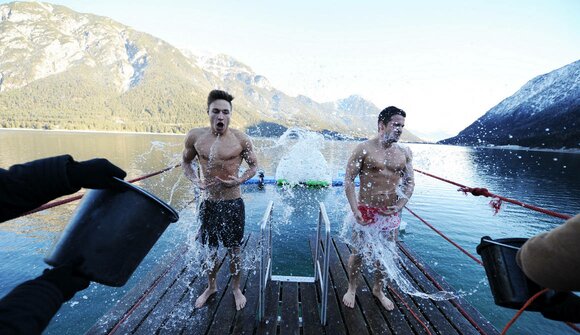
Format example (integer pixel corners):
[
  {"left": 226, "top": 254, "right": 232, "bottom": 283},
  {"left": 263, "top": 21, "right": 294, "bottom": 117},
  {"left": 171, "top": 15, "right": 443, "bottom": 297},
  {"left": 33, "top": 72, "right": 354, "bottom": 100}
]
[
  {"left": 156, "top": 248, "right": 231, "bottom": 335},
  {"left": 256, "top": 280, "right": 280, "bottom": 334},
  {"left": 398, "top": 242, "right": 499, "bottom": 335},
  {"left": 178, "top": 236, "right": 257, "bottom": 335},
  {"left": 279, "top": 282, "right": 300, "bottom": 335},
  {"left": 230, "top": 247, "right": 262, "bottom": 334},
  {"left": 398, "top": 251, "right": 479, "bottom": 335},
  {"left": 396, "top": 262, "right": 460, "bottom": 335},
  {"left": 107, "top": 252, "right": 190, "bottom": 334},
  {"left": 334, "top": 239, "right": 408, "bottom": 335},
  {"left": 325, "top": 238, "right": 381, "bottom": 335},
  {"left": 86, "top": 246, "right": 188, "bottom": 335},
  {"left": 385, "top": 284, "right": 434, "bottom": 334},
  {"left": 299, "top": 282, "right": 324, "bottom": 335},
  {"left": 206, "top": 235, "right": 258, "bottom": 334},
  {"left": 308, "top": 238, "right": 348, "bottom": 335},
  {"left": 132, "top": 261, "right": 199, "bottom": 335},
  {"left": 88, "top": 233, "right": 498, "bottom": 335},
  {"left": 348, "top": 241, "right": 427, "bottom": 334},
  {"left": 350, "top": 238, "right": 441, "bottom": 335}
]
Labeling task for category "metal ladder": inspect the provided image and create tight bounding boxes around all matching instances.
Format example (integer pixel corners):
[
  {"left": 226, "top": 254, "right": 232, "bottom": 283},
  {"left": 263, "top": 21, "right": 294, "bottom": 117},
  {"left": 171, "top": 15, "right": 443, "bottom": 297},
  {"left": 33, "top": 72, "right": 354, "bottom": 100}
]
[{"left": 258, "top": 200, "right": 331, "bottom": 325}]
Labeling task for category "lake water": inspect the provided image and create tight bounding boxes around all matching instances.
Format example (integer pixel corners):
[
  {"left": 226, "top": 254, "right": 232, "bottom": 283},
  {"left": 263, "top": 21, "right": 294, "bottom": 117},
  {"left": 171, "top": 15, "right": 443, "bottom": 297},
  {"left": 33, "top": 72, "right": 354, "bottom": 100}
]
[{"left": 0, "top": 129, "right": 578, "bottom": 334}]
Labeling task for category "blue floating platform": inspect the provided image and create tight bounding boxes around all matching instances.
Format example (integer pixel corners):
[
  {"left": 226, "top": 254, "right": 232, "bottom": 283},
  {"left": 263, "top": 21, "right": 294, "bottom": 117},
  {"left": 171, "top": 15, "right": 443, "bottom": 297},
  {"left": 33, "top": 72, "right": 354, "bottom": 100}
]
[{"left": 243, "top": 176, "right": 358, "bottom": 187}]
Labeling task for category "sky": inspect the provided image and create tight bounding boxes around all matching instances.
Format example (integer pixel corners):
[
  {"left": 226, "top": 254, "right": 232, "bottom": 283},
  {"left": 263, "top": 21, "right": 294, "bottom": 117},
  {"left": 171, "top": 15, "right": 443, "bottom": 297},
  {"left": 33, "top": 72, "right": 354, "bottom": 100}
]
[{"left": 4, "top": 0, "right": 580, "bottom": 140}]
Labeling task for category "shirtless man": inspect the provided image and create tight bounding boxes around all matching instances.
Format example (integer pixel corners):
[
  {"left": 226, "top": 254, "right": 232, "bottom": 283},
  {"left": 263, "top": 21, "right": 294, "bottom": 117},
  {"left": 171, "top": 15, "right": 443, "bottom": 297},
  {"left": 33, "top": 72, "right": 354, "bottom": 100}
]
[
  {"left": 182, "top": 89, "right": 258, "bottom": 311},
  {"left": 342, "top": 106, "right": 415, "bottom": 310}
]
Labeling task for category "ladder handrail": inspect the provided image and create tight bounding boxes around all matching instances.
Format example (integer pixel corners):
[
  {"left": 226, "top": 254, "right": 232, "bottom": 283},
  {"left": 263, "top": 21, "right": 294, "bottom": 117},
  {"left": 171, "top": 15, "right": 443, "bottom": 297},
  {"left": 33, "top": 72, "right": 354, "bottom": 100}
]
[
  {"left": 258, "top": 200, "right": 331, "bottom": 325},
  {"left": 316, "top": 202, "right": 331, "bottom": 325},
  {"left": 258, "top": 200, "right": 274, "bottom": 321}
]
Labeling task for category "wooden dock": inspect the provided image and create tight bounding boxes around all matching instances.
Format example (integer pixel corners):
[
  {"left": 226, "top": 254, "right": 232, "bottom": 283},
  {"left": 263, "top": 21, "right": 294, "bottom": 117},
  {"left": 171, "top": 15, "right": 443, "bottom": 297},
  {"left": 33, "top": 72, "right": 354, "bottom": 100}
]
[{"left": 87, "top": 233, "right": 498, "bottom": 335}]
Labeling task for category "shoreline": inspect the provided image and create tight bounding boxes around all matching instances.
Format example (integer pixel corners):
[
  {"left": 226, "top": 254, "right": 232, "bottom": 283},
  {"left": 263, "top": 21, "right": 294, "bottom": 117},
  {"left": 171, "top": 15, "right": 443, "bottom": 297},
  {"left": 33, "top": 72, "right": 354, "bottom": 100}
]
[
  {"left": 476, "top": 144, "right": 580, "bottom": 154},
  {"left": 2, "top": 128, "right": 578, "bottom": 153},
  {"left": 0, "top": 127, "right": 186, "bottom": 137}
]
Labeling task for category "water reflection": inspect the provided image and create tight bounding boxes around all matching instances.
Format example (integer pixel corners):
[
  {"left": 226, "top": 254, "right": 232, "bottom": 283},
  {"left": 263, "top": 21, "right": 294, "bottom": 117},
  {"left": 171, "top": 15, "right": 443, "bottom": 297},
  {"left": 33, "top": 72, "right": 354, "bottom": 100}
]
[{"left": 271, "top": 187, "right": 330, "bottom": 277}]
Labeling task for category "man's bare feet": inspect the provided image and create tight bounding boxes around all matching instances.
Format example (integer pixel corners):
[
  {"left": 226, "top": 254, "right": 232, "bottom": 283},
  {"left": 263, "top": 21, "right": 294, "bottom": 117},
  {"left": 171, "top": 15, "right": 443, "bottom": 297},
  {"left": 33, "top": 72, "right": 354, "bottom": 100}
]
[
  {"left": 233, "top": 288, "right": 247, "bottom": 310},
  {"left": 372, "top": 288, "right": 394, "bottom": 311},
  {"left": 342, "top": 289, "right": 357, "bottom": 308},
  {"left": 195, "top": 287, "right": 217, "bottom": 308}
]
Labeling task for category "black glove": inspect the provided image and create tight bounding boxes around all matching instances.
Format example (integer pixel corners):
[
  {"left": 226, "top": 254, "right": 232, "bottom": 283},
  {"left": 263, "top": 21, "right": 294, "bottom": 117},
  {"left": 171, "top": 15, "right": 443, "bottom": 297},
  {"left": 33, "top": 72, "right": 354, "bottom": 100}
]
[
  {"left": 38, "top": 265, "right": 90, "bottom": 301},
  {"left": 540, "top": 291, "right": 580, "bottom": 323},
  {"left": 67, "top": 158, "right": 127, "bottom": 189}
]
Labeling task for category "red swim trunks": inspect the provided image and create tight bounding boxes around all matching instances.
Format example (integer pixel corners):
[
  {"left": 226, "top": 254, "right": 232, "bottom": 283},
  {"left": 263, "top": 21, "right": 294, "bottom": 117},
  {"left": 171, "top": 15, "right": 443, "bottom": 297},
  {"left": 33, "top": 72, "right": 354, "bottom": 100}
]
[{"left": 357, "top": 205, "right": 401, "bottom": 231}]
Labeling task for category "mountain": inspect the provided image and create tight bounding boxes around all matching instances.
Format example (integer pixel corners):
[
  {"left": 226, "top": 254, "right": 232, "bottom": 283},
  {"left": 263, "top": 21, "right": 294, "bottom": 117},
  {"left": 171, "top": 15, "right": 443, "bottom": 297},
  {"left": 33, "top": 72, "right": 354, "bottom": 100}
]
[
  {"left": 0, "top": 2, "right": 421, "bottom": 141},
  {"left": 440, "top": 60, "right": 580, "bottom": 148}
]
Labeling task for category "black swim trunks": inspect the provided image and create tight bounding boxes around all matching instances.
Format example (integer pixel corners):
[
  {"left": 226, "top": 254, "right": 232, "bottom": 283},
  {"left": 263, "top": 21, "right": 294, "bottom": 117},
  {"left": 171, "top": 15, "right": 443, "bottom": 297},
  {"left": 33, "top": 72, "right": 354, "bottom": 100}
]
[{"left": 199, "top": 198, "right": 245, "bottom": 248}]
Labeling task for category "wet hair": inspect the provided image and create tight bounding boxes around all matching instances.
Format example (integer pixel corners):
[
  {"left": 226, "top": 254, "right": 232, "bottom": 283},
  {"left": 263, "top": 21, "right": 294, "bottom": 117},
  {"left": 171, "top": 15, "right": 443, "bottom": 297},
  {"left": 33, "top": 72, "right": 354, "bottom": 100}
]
[
  {"left": 207, "top": 89, "right": 234, "bottom": 112},
  {"left": 378, "top": 106, "right": 406, "bottom": 125}
]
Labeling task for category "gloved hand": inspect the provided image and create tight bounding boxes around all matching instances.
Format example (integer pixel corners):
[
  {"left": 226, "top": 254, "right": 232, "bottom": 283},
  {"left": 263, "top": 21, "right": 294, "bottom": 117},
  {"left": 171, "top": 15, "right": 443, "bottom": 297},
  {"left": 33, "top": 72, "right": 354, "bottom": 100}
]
[
  {"left": 67, "top": 158, "right": 127, "bottom": 189},
  {"left": 38, "top": 265, "right": 90, "bottom": 301},
  {"left": 539, "top": 291, "right": 580, "bottom": 323}
]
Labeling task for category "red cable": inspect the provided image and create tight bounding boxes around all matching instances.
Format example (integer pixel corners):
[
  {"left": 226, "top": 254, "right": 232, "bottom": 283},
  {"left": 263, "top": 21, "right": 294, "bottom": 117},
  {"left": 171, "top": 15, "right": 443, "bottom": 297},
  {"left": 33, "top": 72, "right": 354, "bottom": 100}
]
[
  {"left": 500, "top": 288, "right": 550, "bottom": 335},
  {"left": 403, "top": 207, "right": 579, "bottom": 333},
  {"left": 107, "top": 245, "right": 189, "bottom": 335},
  {"left": 126, "top": 164, "right": 181, "bottom": 183},
  {"left": 18, "top": 164, "right": 181, "bottom": 218},
  {"left": 21, "top": 194, "right": 85, "bottom": 216},
  {"left": 15, "top": 163, "right": 576, "bottom": 332},
  {"left": 404, "top": 206, "right": 483, "bottom": 265},
  {"left": 414, "top": 168, "right": 572, "bottom": 220},
  {"left": 397, "top": 242, "right": 490, "bottom": 335},
  {"left": 388, "top": 285, "right": 432, "bottom": 335}
]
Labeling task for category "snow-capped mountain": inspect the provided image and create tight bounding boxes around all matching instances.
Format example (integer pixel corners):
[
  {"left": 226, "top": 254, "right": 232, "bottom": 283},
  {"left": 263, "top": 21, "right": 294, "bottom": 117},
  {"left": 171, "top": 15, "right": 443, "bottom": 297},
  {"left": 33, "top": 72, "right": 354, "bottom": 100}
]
[
  {"left": 440, "top": 60, "right": 580, "bottom": 148},
  {"left": 0, "top": 2, "right": 151, "bottom": 93},
  {"left": 0, "top": 1, "right": 420, "bottom": 141}
]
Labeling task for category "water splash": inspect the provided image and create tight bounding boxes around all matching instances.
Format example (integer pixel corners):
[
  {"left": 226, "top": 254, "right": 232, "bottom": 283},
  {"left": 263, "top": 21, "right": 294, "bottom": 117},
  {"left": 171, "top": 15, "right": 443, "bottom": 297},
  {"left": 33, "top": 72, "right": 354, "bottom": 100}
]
[
  {"left": 133, "top": 140, "right": 189, "bottom": 210},
  {"left": 339, "top": 211, "right": 455, "bottom": 301},
  {"left": 206, "top": 134, "right": 221, "bottom": 175},
  {"left": 274, "top": 128, "right": 332, "bottom": 186}
]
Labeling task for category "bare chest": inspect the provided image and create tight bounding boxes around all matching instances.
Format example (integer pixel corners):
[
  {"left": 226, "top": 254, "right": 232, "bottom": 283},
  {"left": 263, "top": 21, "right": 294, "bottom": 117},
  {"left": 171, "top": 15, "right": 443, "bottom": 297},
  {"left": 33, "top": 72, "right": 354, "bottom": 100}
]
[
  {"left": 364, "top": 148, "right": 407, "bottom": 175},
  {"left": 195, "top": 135, "right": 243, "bottom": 162}
]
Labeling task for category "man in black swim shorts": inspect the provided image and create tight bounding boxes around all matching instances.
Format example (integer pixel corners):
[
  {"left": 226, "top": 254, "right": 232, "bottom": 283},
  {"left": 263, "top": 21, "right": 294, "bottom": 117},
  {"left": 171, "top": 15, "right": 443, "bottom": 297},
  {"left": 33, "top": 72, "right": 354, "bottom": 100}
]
[
  {"left": 199, "top": 198, "right": 245, "bottom": 248},
  {"left": 183, "top": 90, "right": 258, "bottom": 311}
]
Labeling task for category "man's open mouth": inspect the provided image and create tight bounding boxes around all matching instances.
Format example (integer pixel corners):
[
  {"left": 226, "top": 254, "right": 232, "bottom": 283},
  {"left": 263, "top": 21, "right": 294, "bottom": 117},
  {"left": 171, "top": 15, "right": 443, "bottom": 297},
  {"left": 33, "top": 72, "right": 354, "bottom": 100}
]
[{"left": 216, "top": 122, "right": 225, "bottom": 129}]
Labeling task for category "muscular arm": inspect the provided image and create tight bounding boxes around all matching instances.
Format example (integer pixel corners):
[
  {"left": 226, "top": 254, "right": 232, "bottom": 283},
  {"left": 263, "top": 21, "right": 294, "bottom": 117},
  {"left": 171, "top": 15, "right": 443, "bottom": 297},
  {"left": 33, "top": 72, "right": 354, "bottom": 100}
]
[
  {"left": 394, "top": 146, "right": 415, "bottom": 210},
  {"left": 345, "top": 144, "right": 365, "bottom": 224},
  {"left": 182, "top": 130, "right": 201, "bottom": 183},
  {"left": 239, "top": 135, "right": 258, "bottom": 184}
]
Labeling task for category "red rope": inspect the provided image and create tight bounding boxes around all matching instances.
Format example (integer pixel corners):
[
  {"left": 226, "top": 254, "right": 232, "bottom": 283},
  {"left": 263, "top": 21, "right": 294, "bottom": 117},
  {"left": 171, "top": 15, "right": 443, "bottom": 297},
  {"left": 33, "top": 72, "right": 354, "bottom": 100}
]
[
  {"left": 107, "top": 245, "right": 188, "bottom": 335},
  {"left": 388, "top": 285, "right": 432, "bottom": 335},
  {"left": 22, "top": 194, "right": 84, "bottom": 216},
  {"left": 403, "top": 207, "right": 580, "bottom": 333},
  {"left": 397, "top": 242, "right": 490, "bottom": 335},
  {"left": 19, "top": 164, "right": 181, "bottom": 218},
  {"left": 404, "top": 206, "right": 483, "bottom": 265},
  {"left": 126, "top": 164, "right": 181, "bottom": 183},
  {"left": 500, "top": 288, "right": 550, "bottom": 335},
  {"left": 414, "top": 168, "right": 572, "bottom": 220}
]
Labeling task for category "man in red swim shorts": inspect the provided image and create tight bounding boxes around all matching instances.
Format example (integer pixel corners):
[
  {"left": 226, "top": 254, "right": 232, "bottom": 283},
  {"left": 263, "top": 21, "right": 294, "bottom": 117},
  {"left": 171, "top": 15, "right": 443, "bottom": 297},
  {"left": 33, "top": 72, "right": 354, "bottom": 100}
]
[{"left": 342, "top": 106, "right": 415, "bottom": 311}]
